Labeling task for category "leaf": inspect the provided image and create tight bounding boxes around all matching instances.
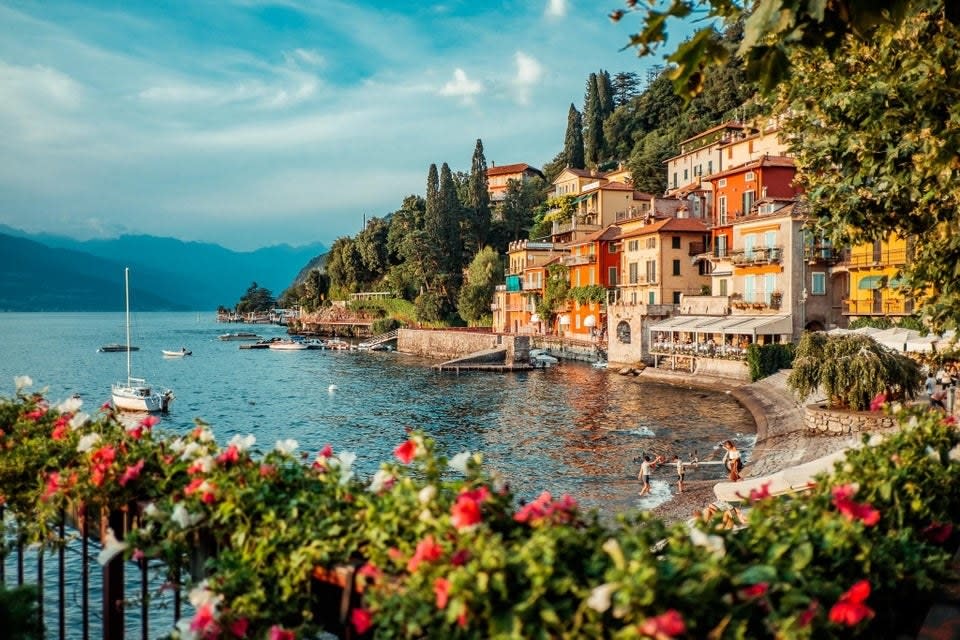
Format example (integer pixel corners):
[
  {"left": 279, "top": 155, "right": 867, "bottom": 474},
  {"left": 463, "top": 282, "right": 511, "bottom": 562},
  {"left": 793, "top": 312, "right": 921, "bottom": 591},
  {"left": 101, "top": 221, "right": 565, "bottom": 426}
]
[
  {"left": 791, "top": 542, "right": 814, "bottom": 571},
  {"left": 734, "top": 564, "right": 778, "bottom": 585}
]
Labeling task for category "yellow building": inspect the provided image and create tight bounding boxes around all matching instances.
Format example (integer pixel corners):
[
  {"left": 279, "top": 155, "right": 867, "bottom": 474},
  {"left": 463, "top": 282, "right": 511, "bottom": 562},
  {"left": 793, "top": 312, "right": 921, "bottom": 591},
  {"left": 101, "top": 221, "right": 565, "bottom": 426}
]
[
  {"left": 492, "top": 240, "right": 565, "bottom": 334},
  {"left": 842, "top": 236, "right": 913, "bottom": 318}
]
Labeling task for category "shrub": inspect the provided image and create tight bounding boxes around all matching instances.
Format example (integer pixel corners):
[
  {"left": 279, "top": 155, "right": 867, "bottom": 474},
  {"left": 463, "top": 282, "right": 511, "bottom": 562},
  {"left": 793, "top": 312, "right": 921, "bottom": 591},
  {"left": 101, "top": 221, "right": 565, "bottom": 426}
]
[
  {"left": 372, "top": 317, "right": 402, "bottom": 334},
  {"left": 746, "top": 343, "right": 796, "bottom": 381}
]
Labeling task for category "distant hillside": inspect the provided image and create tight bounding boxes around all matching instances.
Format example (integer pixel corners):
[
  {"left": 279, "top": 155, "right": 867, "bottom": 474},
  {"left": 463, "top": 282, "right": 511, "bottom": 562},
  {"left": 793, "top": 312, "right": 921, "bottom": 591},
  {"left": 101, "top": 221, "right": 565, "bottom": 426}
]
[{"left": 0, "top": 227, "right": 326, "bottom": 311}]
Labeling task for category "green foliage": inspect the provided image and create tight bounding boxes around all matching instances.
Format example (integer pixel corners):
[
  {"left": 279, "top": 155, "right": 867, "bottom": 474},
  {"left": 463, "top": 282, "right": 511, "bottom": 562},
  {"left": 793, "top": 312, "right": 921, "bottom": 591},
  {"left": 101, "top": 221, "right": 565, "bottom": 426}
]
[
  {"left": 372, "top": 317, "right": 402, "bottom": 334},
  {"left": 457, "top": 247, "right": 503, "bottom": 325},
  {"left": 567, "top": 285, "right": 607, "bottom": 305},
  {"left": 536, "top": 264, "right": 570, "bottom": 329},
  {"left": 2, "top": 384, "right": 959, "bottom": 639},
  {"left": 788, "top": 333, "right": 922, "bottom": 409},
  {"left": 746, "top": 343, "right": 796, "bottom": 382},
  {"left": 0, "top": 585, "right": 42, "bottom": 640},
  {"left": 463, "top": 139, "right": 491, "bottom": 256},
  {"left": 235, "top": 282, "right": 275, "bottom": 314},
  {"left": 414, "top": 291, "right": 443, "bottom": 323},
  {"left": 562, "top": 104, "right": 585, "bottom": 169}
]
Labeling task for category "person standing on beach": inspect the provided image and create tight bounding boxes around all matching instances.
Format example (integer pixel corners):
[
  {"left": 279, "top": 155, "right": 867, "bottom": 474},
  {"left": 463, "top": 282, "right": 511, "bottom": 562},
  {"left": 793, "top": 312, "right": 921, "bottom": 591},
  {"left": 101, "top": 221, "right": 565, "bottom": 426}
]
[
  {"left": 722, "top": 440, "right": 742, "bottom": 482},
  {"left": 638, "top": 455, "right": 660, "bottom": 496},
  {"left": 673, "top": 455, "right": 685, "bottom": 493}
]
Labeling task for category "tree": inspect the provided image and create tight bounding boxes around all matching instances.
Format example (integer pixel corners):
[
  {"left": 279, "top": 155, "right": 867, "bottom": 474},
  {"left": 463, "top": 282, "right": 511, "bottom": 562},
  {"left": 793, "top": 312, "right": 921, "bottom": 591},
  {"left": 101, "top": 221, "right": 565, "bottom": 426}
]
[
  {"left": 583, "top": 74, "right": 604, "bottom": 168},
  {"left": 775, "top": 7, "right": 960, "bottom": 330},
  {"left": 536, "top": 264, "right": 570, "bottom": 331},
  {"left": 787, "top": 333, "right": 921, "bottom": 411},
  {"left": 325, "top": 237, "right": 364, "bottom": 295},
  {"left": 493, "top": 176, "right": 547, "bottom": 248},
  {"left": 597, "top": 69, "right": 615, "bottom": 119},
  {"left": 354, "top": 216, "right": 391, "bottom": 282},
  {"left": 611, "top": 71, "right": 640, "bottom": 106},
  {"left": 562, "top": 104, "right": 585, "bottom": 169},
  {"left": 235, "top": 282, "right": 275, "bottom": 314},
  {"left": 464, "top": 139, "right": 491, "bottom": 255},
  {"left": 457, "top": 247, "right": 503, "bottom": 325}
]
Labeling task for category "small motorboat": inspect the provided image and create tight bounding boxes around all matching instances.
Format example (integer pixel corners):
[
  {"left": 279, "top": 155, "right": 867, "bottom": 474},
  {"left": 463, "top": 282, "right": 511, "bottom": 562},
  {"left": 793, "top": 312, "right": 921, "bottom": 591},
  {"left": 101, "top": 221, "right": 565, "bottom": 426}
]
[
  {"left": 268, "top": 340, "right": 309, "bottom": 351},
  {"left": 218, "top": 332, "right": 262, "bottom": 341},
  {"left": 99, "top": 343, "right": 139, "bottom": 352},
  {"left": 162, "top": 348, "right": 192, "bottom": 357},
  {"left": 530, "top": 349, "right": 559, "bottom": 368},
  {"left": 325, "top": 338, "right": 351, "bottom": 350}
]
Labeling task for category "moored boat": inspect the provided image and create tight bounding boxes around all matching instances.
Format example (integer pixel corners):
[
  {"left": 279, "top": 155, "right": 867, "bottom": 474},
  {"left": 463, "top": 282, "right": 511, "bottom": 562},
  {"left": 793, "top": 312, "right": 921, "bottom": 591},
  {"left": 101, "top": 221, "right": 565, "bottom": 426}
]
[
  {"left": 162, "top": 348, "right": 192, "bottom": 357},
  {"left": 218, "top": 332, "right": 262, "bottom": 341},
  {"left": 99, "top": 343, "right": 139, "bottom": 352},
  {"left": 268, "top": 340, "right": 309, "bottom": 351}
]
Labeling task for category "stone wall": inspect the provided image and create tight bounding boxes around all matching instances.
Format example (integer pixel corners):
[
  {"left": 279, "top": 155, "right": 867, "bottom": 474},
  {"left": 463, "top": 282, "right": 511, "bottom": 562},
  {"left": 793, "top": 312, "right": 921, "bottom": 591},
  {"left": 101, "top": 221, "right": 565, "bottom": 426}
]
[
  {"left": 803, "top": 404, "right": 897, "bottom": 435},
  {"left": 397, "top": 329, "right": 532, "bottom": 363}
]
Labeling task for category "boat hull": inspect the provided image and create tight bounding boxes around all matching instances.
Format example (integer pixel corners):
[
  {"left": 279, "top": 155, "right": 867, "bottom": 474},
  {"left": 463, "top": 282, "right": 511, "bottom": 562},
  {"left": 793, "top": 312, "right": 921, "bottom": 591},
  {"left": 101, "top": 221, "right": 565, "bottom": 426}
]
[
  {"left": 112, "top": 382, "right": 173, "bottom": 413},
  {"left": 268, "top": 342, "right": 309, "bottom": 350}
]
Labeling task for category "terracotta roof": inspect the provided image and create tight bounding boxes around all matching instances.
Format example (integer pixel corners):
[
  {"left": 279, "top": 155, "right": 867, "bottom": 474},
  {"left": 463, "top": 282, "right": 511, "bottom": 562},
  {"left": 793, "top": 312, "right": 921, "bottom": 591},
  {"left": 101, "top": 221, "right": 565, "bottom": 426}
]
[
  {"left": 678, "top": 121, "right": 747, "bottom": 146},
  {"left": 565, "top": 225, "right": 621, "bottom": 248},
  {"left": 615, "top": 216, "right": 708, "bottom": 239},
  {"left": 705, "top": 155, "right": 795, "bottom": 181},
  {"left": 487, "top": 163, "right": 544, "bottom": 177}
]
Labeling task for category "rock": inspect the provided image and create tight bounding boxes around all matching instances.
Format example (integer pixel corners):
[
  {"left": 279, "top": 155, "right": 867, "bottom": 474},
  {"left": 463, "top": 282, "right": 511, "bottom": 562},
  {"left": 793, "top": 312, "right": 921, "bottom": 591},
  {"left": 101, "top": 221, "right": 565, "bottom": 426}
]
[{"left": 619, "top": 367, "right": 633, "bottom": 375}]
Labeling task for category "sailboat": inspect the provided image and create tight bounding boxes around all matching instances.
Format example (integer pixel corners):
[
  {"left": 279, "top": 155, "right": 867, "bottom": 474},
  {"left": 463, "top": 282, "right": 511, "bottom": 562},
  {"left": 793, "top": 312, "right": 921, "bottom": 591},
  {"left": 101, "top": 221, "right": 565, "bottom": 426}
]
[{"left": 111, "top": 268, "right": 174, "bottom": 413}]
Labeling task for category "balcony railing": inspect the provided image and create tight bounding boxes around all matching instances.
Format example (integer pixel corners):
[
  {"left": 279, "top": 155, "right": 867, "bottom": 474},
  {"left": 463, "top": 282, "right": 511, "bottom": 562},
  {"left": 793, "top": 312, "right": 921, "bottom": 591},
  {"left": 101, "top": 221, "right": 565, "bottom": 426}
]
[
  {"left": 551, "top": 219, "right": 602, "bottom": 236},
  {"left": 561, "top": 254, "right": 597, "bottom": 266},
  {"left": 840, "top": 248, "right": 908, "bottom": 268},
  {"left": 844, "top": 297, "right": 915, "bottom": 315},
  {"left": 804, "top": 245, "right": 842, "bottom": 264},
  {"left": 650, "top": 341, "right": 748, "bottom": 360},
  {"left": 731, "top": 246, "right": 783, "bottom": 266}
]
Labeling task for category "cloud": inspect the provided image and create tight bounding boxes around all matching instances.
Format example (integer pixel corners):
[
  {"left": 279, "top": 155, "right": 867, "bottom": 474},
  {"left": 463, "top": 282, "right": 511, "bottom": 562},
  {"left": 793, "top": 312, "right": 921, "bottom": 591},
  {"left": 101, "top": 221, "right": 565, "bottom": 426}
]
[
  {"left": 512, "top": 52, "right": 543, "bottom": 104},
  {"left": 289, "top": 48, "right": 324, "bottom": 67},
  {"left": 439, "top": 68, "right": 483, "bottom": 103},
  {"left": 544, "top": 0, "right": 567, "bottom": 18}
]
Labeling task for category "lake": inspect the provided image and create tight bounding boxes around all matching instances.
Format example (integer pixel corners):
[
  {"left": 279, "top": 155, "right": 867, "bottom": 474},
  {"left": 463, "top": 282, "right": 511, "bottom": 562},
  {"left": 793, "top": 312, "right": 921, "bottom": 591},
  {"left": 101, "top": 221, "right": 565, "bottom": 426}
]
[{"left": 0, "top": 312, "right": 755, "bottom": 514}]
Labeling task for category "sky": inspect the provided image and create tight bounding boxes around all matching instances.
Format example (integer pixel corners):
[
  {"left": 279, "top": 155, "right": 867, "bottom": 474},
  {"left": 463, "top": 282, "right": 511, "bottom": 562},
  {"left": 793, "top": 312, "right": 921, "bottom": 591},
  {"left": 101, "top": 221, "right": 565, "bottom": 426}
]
[{"left": 0, "top": 1, "right": 677, "bottom": 251}]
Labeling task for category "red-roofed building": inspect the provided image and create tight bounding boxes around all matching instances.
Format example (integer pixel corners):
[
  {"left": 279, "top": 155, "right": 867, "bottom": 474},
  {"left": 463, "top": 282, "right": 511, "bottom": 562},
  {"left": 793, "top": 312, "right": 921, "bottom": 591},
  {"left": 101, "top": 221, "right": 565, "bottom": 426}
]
[{"left": 486, "top": 162, "right": 545, "bottom": 203}]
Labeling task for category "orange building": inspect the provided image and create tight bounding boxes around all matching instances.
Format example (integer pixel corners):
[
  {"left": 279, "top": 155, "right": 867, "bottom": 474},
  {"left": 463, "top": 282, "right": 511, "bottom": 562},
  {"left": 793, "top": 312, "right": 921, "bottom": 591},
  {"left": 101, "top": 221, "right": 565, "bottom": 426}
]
[
  {"left": 486, "top": 163, "right": 544, "bottom": 204},
  {"left": 560, "top": 226, "right": 621, "bottom": 340}
]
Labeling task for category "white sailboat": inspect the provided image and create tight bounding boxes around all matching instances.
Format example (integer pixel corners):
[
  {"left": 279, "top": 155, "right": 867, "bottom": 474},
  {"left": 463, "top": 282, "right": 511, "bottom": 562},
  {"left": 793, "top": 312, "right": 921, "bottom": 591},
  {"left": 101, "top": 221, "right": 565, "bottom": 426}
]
[{"left": 111, "top": 268, "right": 174, "bottom": 413}]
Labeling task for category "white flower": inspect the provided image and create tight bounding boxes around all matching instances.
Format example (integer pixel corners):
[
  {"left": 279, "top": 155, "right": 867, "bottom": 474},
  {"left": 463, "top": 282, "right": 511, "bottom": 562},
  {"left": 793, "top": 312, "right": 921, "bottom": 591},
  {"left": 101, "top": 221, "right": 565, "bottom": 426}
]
[
  {"left": 448, "top": 451, "right": 472, "bottom": 474},
  {"left": 948, "top": 444, "right": 960, "bottom": 463},
  {"left": 587, "top": 582, "right": 618, "bottom": 613},
  {"left": 688, "top": 526, "right": 726, "bottom": 557},
  {"left": 171, "top": 504, "right": 203, "bottom": 529},
  {"left": 229, "top": 434, "right": 256, "bottom": 452},
  {"left": 418, "top": 509, "right": 434, "bottom": 523},
  {"left": 180, "top": 442, "right": 203, "bottom": 461},
  {"left": 96, "top": 528, "right": 128, "bottom": 566},
  {"left": 418, "top": 485, "right": 437, "bottom": 505},
  {"left": 368, "top": 469, "right": 394, "bottom": 493},
  {"left": 69, "top": 412, "right": 90, "bottom": 430},
  {"left": 274, "top": 438, "right": 299, "bottom": 455},
  {"left": 57, "top": 396, "right": 83, "bottom": 414},
  {"left": 197, "top": 427, "right": 215, "bottom": 443},
  {"left": 77, "top": 433, "right": 101, "bottom": 453},
  {"left": 331, "top": 451, "right": 357, "bottom": 485},
  {"left": 143, "top": 503, "right": 162, "bottom": 520},
  {"left": 174, "top": 618, "right": 199, "bottom": 640},
  {"left": 490, "top": 470, "right": 507, "bottom": 494},
  {"left": 601, "top": 538, "right": 625, "bottom": 570},
  {"left": 169, "top": 437, "right": 186, "bottom": 454},
  {"left": 14, "top": 375, "right": 32, "bottom": 392},
  {"left": 188, "top": 580, "right": 221, "bottom": 609},
  {"left": 192, "top": 456, "right": 215, "bottom": 473}
]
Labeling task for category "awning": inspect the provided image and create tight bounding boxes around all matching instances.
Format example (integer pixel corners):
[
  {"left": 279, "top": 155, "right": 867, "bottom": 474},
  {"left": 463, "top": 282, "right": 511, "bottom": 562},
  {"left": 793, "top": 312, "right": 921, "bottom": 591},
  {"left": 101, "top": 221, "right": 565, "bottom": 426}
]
[
  {"left": 857, "top": 276, "right": 884, "bottom": 290},
  {"left": 570, "top": 194, "right": 590, "bottom": 204},
  {"left": 887, "top": 275, "right": 905, "bottom": 288},
  {"left": 649, "top": 314, "right": 793, "bottom": 337}
]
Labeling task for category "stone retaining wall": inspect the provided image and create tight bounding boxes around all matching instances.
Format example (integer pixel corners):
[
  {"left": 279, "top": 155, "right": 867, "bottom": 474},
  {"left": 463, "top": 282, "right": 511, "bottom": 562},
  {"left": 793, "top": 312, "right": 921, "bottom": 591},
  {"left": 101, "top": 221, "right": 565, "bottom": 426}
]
[
  {"left": 803, "top": 404, "right": 897, "bottom": 435},
  {"left": 397, "top": 329, "right": 530, "bottom": 363}
]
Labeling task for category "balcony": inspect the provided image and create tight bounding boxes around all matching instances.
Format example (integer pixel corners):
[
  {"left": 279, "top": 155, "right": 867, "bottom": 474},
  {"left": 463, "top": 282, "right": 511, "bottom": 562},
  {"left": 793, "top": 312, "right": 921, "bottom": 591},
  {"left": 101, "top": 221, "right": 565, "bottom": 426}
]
[
  {"left": 804, "top": 245, "right": 842, "bottom": 264},
  {"left": 843, "top": 297, "right": 915, "bottom": 316},
  {"left": 551, "top": 219, "right": 602, "bottom": 236},
  {"left": 839, "top": 248, "right": 908, "bottom": 269},
  {"left": 561, "top": 254, "right": 597, "bottom": 266},
  {"left": 731, "top": 246, "right": 783, "bottom": 266}
]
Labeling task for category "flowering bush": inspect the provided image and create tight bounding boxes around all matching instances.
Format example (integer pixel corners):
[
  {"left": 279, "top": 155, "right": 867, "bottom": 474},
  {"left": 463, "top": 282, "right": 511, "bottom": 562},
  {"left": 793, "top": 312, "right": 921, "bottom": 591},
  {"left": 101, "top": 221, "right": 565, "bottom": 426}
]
[{"left": 1, "top": 376, "right": 958, "bottom": 639}]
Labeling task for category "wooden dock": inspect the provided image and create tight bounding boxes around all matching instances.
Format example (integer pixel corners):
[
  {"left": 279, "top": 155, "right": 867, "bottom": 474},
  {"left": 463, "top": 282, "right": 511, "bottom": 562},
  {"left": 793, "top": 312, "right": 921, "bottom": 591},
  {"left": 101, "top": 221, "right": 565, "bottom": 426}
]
[{"left": 433, "top": 363, "right": 534, "bottom": 373}]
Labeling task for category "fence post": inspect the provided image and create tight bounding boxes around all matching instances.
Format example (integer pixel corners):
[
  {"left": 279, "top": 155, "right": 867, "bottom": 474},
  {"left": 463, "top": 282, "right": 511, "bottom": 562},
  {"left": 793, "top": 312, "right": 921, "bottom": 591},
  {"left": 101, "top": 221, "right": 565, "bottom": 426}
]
[{"left": 102, "top": 507, "right": 125, "bottom": 640}]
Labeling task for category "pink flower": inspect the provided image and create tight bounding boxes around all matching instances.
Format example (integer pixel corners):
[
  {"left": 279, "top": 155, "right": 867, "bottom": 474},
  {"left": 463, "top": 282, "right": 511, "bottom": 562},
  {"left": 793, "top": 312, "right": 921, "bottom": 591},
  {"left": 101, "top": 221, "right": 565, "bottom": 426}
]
[
  {"left": 829, "top": 580, "right": 874, "bottom": 626},
  {"left": 514, "top": 491, "right": 578, "bottom": 525},
  {"left": 450, "top": 549, "right": 471, "bottom": 566},
  {"left": 217, "top": 445, "right": 240, "bottom": 466},
  {"left": 922, "top": 521, "right": 954, "bottom": 545},
  {"left": 319, "top": 444, "right": 333, "bottom": 458},
  {"left": 831, "top": 484, "right": 880, "bottom": 526},
  {"left": 434, "top": 577, "right": 451, "bottom": 609},
  {"left": 42, "top": 472, "right": 61, "bottom": 501},
  {"left": 740, "top": 582, "right": 769, "bottom": 599},
  {"left": 798, "top": 600, "right": 819, "bottom": 627},
  {"left": 451, "top": 495, "right": 483, "bottom": 530},
  {"left": 267, "top": 626, "right": 294, "bottom": 640},
  {"left": 259, "top": 464, "right": 276, "bottom": 478},
  {"left": 90, "top": 446, "right": 116, "bottom": 488},
  {"left": 228, "top": 618, "right": 249, "bottom": 638},
  {"left": 140, "top": 415, "right": 160, "bottom": 429},
  {"left": 394, "top": 439, "right": 417, "bottom": 464},
  {"left": 869, "top": 392, "right": 887, "bottom": 412},
  {"left": 351, "top": 608, "right": 373, "bottom": 635},
  {"left": 407, "top": 535, "right": 444, "bottom": 572},
  {"left": 132, "top": 549, "right": 145, "bottom": 561},
  {"left": 51, "top": 416, "right": 70, "bottom": 441},
  {"left": 638, "top": 609, "right": 686, "bottom": 638},
  {"left": 24, "top": 407, "right": 47, "bottom": 421},
  {"left": 119, "top": 459, "right": 145, "bottom": 487},
  {"left": 190, "top": 602, "right": 218, "bottom": 634},
  {"left": 358, "top": 563, "right": 381, "bottom": 582}
]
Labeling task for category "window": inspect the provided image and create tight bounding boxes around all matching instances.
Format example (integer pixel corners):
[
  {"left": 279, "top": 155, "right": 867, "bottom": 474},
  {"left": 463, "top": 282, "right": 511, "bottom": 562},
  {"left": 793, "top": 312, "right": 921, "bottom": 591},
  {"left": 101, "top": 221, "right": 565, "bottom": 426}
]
[
  {"left": 718, "top": 196, "right": 728, "bottom": 224},
  {"left": 672, "top": 173, "right": 677, "bottom": 188},
  {"left": 608, "top": 266, "right": 618, "bottom": 285},
  {"left": 672, "top": 291, "right": 682, "bottom": 304},
  {"left": 812, "top": 272, "right": 826, "bottom": 295},
  {"left": 671, "top": 236, "right": 681, "bottom": 249},
  {"left": 707, "top": 160, "right": 713, "bottom": 174},
  {"left": 744, "top": 234, "right": 756, "bottom": 259},
  {"left": 575, "top": 270, "right": 581, "bottom": 286},
  {"left": 628, "top": 239, "right": 639, "bottom": 251},
  {"left": 719, "top": 278, "right": 728, "bottom": 296},
  {"left": 764, "top": 274, "right": 777, "bottom": 304},
  {"left": 683, "top": 168, "right": 688, "bottom": 181},
  {"left": 744, "top": 275, "right": 756, "bottom": 302},
  {"left": 645, "top": 260, "right": 657, "bottom": 283},
  {"left": 742, "top": 190, "right": 755, "bottom": 215},
  {"left": 672, "top": 259, "right": 681, "bottom": 276},
  {"left": 648, "top": 291, "right": 656, "bottom": 304},
  {"left": 645, "top": 237, "right": 657, "bottom": 249},
  {"left": 629, "top": 262, "right": 638, "bottom": 284},
  {"left": 745, "top": 171, "right": 755, "bottom": 182},
  {"left": 764, "top": 230, "right": 776, "bottom": 250},
  {"left": 716, "top": 235, "right": 728, "bottom": 258},
  {"left": 608, "top": 243, "right": 618, "bottom": 253},
  {"left": 617, "top": 320, "right": 631, "bottom": 344},
  {"left": 718, "top": 178, "right": 727, "bottom": 187},
  {"left": 589, "top": 268, "right": 595, "bottom": 286}
]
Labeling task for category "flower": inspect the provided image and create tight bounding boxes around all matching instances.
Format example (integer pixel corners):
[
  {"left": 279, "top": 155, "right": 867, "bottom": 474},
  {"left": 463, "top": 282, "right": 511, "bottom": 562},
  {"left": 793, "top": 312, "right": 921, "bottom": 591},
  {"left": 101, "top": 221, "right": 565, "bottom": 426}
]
[
  {"left": 450, "top": 487, "right": 489, "bottom": 531},
  {"left": 450, "top": 549, "right": 470, "bottom": 566},
  {"left": 407, "top": 535, "right": 444, "bottom": 572},
  {"left": 228, "top": 618, "right": 249, "bottom": 638},
  {"left": 331, "top": 451, "right": 356, "bottom": 485},
  {"left": 51, "top": 415, "right": 70, "bottom": 441},
  {"left": 514, "top": 491, "right": 578, "bottom": 525},
  {"left": 57, "top": 396, "right": 83, "bottom": 414},
  {"left": 688, "top": 526, "right": 726, "bottom": 557},
  {"left": 42, "top": 471, "right": 62, "bottom": 502},
  {"left": 119, "top": 459, "right": 145, "bottom": 487},
  {"left": 318, "top": 443, "right": 333, "bottom": 458},
  {"left": 368, "top": 469, "right": 395, "bottom": 494},
  {"left": 740, "top": 582, "right": 769, "bottom": 599},
  {"left": 418, "top": 484, "right": 437, "bottom": 504},
  {"left": 97, "top": 527, "right": 129, "bottom": 565},
  {"left": 14, "top": 375, "right": 33, "bottom": 391},
  {"left": 171, "top": 503, "right": 203, "bottom": 529},
  {"left": 448, "top": 451, "right": 471, "bottom": 474},
  {"left": 190, "top": 602, "right": 220, "bottom": 637},
  {"left": 274, "top": 438, "right": 299, "bottom": 455},
  {"left": 746, "top": 482, "right": 772, "bottom": 502},
  {"left": 831, "top": 484, "right": 880, "bottom": 526},
  {"left": 69, "top": 411, "right": 90, "bottom": 430},
  {"left": 77, "top": 433, "right": 101, "bottom": 453},
  {"left": 434, "top": 577, "right": 451, "bottom": 609},
  {"left": 798, "top": 600, "right": 820, "bottom": 627},
  {"left": 922, "top": 521, "right": 954, "bottom": 545},
  {"left": 587, "top": 582, "right": 617, "bottom": 613},
  {"left": 351, "top": 608, "right": 373, "bottom": 635},
  {"left": 217, "top": 446, "right": 241, "bottom": 466},
  {"left": 638, "top": 609, "right": 686, "bottom": 638},
  {"left": 869, "top": 392, "right": 887, "bottom": 412},
  {"left": 267, "top": 626, "right": 294, "bottom": 640},
  {"left": 394, "top": 439, "right": 418, "bottom": 464},
  {"left": 829, "top": 580, "right": 874, "bottom": 626}
]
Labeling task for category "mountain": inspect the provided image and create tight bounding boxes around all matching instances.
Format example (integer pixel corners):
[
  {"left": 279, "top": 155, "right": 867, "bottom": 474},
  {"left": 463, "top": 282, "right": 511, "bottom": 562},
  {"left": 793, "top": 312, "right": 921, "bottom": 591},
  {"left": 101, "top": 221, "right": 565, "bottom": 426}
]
[{"left": 0, "top": 227, "right": 326, "bottom": 311}]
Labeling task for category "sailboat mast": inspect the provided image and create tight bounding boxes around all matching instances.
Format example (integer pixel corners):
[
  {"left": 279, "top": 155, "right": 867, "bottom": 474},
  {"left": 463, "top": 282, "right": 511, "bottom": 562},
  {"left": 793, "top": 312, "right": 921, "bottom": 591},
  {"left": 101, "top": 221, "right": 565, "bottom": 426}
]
[{"left": 125, "top": 267, "right": 132, "bottom": 385}]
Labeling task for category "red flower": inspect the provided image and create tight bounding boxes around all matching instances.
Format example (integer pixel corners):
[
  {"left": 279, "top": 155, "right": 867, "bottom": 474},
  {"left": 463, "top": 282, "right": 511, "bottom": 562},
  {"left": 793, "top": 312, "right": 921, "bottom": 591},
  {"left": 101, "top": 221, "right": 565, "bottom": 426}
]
[
  {"left": 434, "top": 577, "right": 451, "bottom": 609},
  {"left": 228, "top": 618, "right": 249, "bottom": 638},
  {"left": 450, "top": 549, "right": 471, "bottom": 566},
  {"left": 829, "top": 580, "right": 874, "bottom": 626},
  {"left": 268, "top": 626, "right": 294, "bottom": 640},
  {"left": 869, "top": 392, "right": 887, "bottom": 412},
  {"left": 140, "top": 415, "right": 160, "bottom": 429},
  {"left": 922, "top": 521, "right": 954, "bottom": 545},
  {"left": 457, "top": 611, "right": 469, "bottom": 628},
  {"left": 90, "top": 446, "right": 117, "bottom": 487},
  {"left": 740, "top": 582, "right": 769, "bottom": 599},
  {"left": 319, "top": 444, "right": 333, "bottom": 458},
  {"left": 259, "top": 464, "right": 276, "bottom": 478},
  {"left": 748, "top": 482, "right": 772, "bottom": 502},
  {"left": 51, "top": 415, "right": 70, "bottom": 441},
  {"left": 119, "top": 459, "right": 145, "bottom": 487},
  {"left": 42, "top": 472, "right": 61, "bottom": 501},
  {"left": 451, "top": 494, "right": 482, "bottom": 530},
  {"left": 514, "top": 491, "right": 578, "bottom": 525},
  {"left": 407, "top": 535, "right": 443, "bottom": 572},
  {"left": 190, "top": 602, "right": 218, "bottom": 635},
  {"left": 831, "top": 484, "right": 880, "bottom": 526},
  {"left": 358, "top": 563, "right": 381, "bottom": 581},
  {"left": 351, "top": 608, "right": 373, "bottom": 635},
  {"left": 217, "top": 445, "right": 240, "bottom": 466},
  {"left": 638, "top": 609, "right": 686, "bottom": 638},
  {"left": 24, "top": 407, "right": 47, "bottom": 421},
  {"left": 394, "top": 439, "right": 417, "bottom": 464},
  {"left": 798, "top": 600, "right": 820, "bottom": 627}
]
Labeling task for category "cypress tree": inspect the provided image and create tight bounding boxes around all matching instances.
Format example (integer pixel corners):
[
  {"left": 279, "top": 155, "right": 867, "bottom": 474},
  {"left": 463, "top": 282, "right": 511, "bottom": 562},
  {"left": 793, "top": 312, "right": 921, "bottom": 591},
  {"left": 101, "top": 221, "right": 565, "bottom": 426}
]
[
  {"left": 583, "top": 73, "right": 604, "bottom": 167},
  {"left": 466, "top": 138, "right": 491, "bottom": 255},
  {"left": 597, "top": 69, "right": 615, "bottom": 119},
  {"left": 611, "top": 71, "right": 640, "bottom": 106},
  {"left": 563, "top": 104, "right": 585, "bottom": 169},
  {"left": 438, "top": 162, "right": 464, "bottom": 309}
]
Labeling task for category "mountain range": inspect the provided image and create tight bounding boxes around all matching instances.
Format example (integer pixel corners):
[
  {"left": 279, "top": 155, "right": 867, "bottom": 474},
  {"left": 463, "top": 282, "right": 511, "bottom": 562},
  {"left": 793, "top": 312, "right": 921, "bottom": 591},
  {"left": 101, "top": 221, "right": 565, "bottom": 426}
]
[{"left": 0, "top": 225, "right": 326, "bottom": 311}]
